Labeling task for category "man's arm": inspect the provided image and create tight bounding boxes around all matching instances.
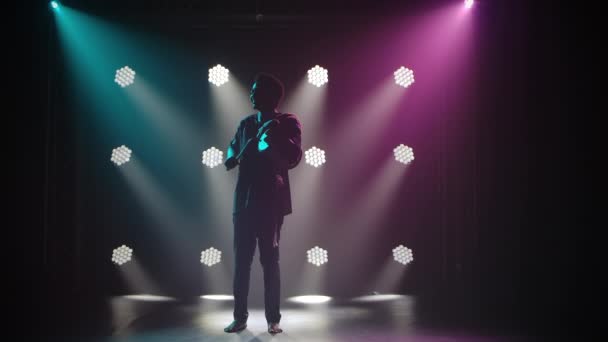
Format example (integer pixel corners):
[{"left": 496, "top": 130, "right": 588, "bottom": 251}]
[
  {"left": 263, "top": 115, "right": 303, "bottom": 170},
  {"left": 225, "top": 121, "right": 241, "bottom": 171}
]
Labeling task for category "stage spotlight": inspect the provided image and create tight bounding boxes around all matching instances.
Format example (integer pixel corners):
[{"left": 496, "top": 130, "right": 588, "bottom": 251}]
[
  {"left": 208, "top": 64, "right": 229, "bottom": 87},
  {"left": 50, "top": 1, "right": 59, "bottom": 9},
  {"left": 114, "top": 66, "right": 136, "bottom": 88},
  {"left": 111, "top": 145, "right": 132, "bottom": 166},
  {"left": 394, "top": 67, "right": 415, "bottom": 88},
  {"left": 304, "top": 146, "right": 326, "bottom": 168},
  {"left": 393, "top": 144, "right": 414, "bottom": 165},
  {"left": 112, "top": 245, "right": 133, "bottom": 265},
  {"left": 307, "top": 246, "right": 328, "bottom": 267},
  {"left": 201, "top": 147, "right": 223, "bottom": 168},
  {"left": 465, "top": 0, "right": 474, "bottom": 9},
  {"left": 200, "top": 247, "right": 222, "bottom": 267},
  {"left": 287, "top": 295, "right": 332, "bottom": 304},
  {"left": 392, "top": 245, "right": 414, "bottom": 265},
  {"left": 307, "top": 65, "right": 328, "bottom": 87}
]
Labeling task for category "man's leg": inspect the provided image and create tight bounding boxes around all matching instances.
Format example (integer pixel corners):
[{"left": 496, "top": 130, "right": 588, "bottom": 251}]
[
  {"left": 232, "top": 212, "right": 257, "bottom": 323},
  {"left": 257, "top": 214, "right": 282, "bottom": 325}
]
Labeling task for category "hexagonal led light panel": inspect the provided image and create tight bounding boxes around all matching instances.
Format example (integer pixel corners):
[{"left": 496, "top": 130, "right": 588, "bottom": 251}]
[
  {"left": 202, "top": 147, "right": 223, "bottom": 168},
  {"left": 307, "top": 65, "right": 328, "bottom": 87},
  {"left": 208, "top": 64, "right": 229, "bottom": 87},
  {"left": 393, "top": 144, "right": 414, "bottom": 165},
  {"left": 111, "top": 145, "right": 132, "bottom": 166},
  {"left": 305, "top": 146, "right": 326, "bottom": 168},
  {"left": 307, "top": 246, "right": 328, "bottom": 267},
  {"left": 394, "top": 67, "right": 415, "bottom": 88},
  {"left": 200, "top": 247, "right": 222, "bottom": 267},
  {"left": 392, "top": 245, "right": 414, "bottom": 265},
  {"left": 112, "top": 245, "right": 133, "bottom": 265},
  {"left": 115, "top": 66, "right": 136, "bottom": 88}
]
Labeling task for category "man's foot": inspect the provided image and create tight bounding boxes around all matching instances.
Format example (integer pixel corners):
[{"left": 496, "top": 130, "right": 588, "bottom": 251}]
[
  {"left": 268, "top": 322, "right": 283, "bottom": 334},
  {"left": 224, "top": 320, "right": 247, "bottom": 333}
]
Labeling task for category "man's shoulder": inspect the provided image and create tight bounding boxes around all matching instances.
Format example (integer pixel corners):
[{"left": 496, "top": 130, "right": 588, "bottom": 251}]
[
  {"left": 238, "top": 114, "right": 258, "bottom": 127},
  {"left": 278, "top": 112, "right": 301, "bottom": 125}
]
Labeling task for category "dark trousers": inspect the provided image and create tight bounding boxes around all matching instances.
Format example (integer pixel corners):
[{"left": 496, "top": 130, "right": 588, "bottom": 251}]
[{"left": 232, "top": 208, "right": 282, "bottom": 323}]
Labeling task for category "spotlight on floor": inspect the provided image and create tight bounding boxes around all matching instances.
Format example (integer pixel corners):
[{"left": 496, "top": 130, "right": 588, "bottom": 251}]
[
  {"left": 287, "top": 295, "right": 332, "bottom": 304},
  {"left": 122, "top": 295, "right": 175, "bottom": 302},
  {"left": 201, "top": 294, "right": 234, "bottom": 301},
  {"left": 352, "top": 294, "right": 405, "bottom": 302}
]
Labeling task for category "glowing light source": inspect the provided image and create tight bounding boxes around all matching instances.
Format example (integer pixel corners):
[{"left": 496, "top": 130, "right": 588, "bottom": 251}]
[
  {"left": 111, "top": 145, "right": 132, "bottom": 166},
  {"left": 393, "top": 144, "right": 414, "bottom": 165},
  {"left": 112, "top": 245, "right": 133, "bottom": 265},
  {"left": 307, "top": 246, "right": 328, "bottom": 266},
  {"left": 392, "top": 245, "right": 414, "bottom": 265},
  {"left": 50, "top": 1, "right": 59, "bottom": 9},
  {"left": 465, "top": 0, "right": 474, "bottom": 9},
  {"left": 304, "top": 146, "right": 326, "bottom": 168},
  {"left": 394, "top": 67, "right": 415, "bottom": 88},
  {"left": 114, "top": 66, "right": 136, "bottom": 88},
  {"left": 200, "top": 247, "right": 222, "bottom": 266},
  {"left": 202, "top": 147, "right": 223, "bottom": 168},
  {"left": 208, "top": 64, "right": 230, "bottom": 87},
  {"left": 307, "top": 65, "right": 328, "bottom": 87}
]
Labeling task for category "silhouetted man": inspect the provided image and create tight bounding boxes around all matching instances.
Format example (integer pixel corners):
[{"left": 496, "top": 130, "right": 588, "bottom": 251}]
[{"left": 223, "top": 73, "right": 302, "bottom": 335}]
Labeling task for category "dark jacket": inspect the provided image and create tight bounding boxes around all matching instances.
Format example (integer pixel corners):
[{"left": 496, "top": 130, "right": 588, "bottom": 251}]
[{"left": 228, "top": 113, "right": 302, "bottom": 216}]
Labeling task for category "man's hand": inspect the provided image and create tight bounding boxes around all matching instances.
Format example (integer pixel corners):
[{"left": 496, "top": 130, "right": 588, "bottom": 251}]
[
  {"left": 225, "top": 156, "right": 239, "bottom": 171},
  {"left": 256, "top": 119, "right": 279, "bottom": 140}
]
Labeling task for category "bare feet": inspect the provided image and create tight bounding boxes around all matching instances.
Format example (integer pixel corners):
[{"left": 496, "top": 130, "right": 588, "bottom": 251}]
[{"left": 268, "top": 322, "right": 283, "bottom": 334}]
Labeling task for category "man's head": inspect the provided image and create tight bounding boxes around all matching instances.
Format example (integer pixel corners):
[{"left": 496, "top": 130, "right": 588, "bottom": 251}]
[{"left": 250, "top": 73, "right": 284, "bottom": 112}]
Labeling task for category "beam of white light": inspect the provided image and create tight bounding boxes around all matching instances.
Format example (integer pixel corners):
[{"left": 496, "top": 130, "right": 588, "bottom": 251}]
[
  {"left": 282, "top": 75, "right": 328, "bottom": 144},
  {"left": 115, "top": 258, "right": 163, "bottom": 299},
  {"left": 116, "top": 157, "right": 191, "bottom": 241},
  {"left": 209, "top": 75, "right": 252, "bottom": 149},
  {"left": 124, "top": 76, "right": 202, "bottom": 160}
]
